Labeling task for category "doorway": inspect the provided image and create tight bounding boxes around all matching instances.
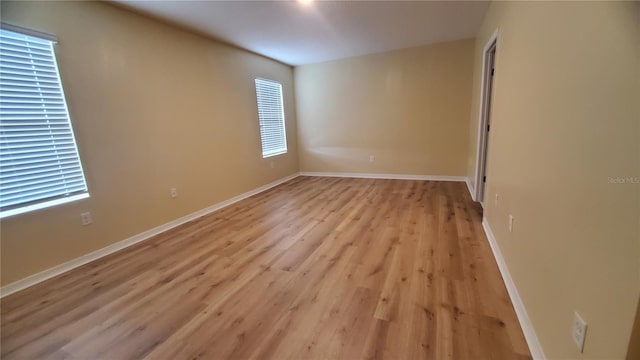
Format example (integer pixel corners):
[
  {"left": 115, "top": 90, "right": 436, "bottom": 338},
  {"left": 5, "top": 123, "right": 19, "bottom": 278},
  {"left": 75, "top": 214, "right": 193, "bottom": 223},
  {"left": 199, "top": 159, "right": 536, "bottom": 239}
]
[{"left": 474, "top": 31, "right": 498, "bottom": 204}]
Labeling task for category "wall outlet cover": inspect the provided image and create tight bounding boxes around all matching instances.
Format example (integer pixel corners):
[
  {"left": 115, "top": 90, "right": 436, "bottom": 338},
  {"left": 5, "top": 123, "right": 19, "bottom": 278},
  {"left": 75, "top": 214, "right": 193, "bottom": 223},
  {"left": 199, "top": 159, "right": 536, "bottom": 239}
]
[
  {"left": 573, "top": 311, "right": 587, "bottom": 352},
  {"left": 80, "top": 212, "right": 92, "bottom": 226}
]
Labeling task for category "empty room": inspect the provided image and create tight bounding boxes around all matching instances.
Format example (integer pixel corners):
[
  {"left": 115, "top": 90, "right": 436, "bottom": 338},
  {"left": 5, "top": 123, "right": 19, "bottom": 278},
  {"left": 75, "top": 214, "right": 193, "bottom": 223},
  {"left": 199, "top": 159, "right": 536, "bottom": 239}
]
[{"left": 0, "top": 1, "right": 638, "bottom": 359}]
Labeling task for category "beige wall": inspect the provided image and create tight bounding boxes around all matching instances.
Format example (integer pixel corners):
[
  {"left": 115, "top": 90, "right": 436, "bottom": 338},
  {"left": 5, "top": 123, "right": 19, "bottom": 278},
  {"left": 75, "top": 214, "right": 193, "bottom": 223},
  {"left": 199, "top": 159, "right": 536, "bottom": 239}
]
[
  {"left": 467, "top": 1, "right": 640, "bottom": 358},
  {"left": 295, "top": 39, "right": 474, "bottom": 176},
  {"left": 0, "top": 1, "right": 299, "bottom": 285}
]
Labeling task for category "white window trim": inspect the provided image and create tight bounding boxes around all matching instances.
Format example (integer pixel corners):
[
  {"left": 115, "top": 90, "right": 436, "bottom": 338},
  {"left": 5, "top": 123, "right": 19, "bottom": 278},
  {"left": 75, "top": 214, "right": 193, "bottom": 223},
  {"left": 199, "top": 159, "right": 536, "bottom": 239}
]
[
  {"left": 263, "top": 149, "right": 287, "bottom": 158},
  {"left": 0, "top": 22, "right": 57, "bottom": 43}
]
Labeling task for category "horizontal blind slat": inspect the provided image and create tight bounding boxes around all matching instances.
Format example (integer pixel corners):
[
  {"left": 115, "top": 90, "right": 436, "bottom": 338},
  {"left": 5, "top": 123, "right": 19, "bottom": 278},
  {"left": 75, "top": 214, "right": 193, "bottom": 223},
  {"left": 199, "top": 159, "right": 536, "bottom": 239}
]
[
  {"left": 1, "top": 161, "right": 82, "bottom": 179},
  {"left": 0, "top": 62, "right": 58, "bottom": 72},
  {"left": 0, "top": 88, "right": 63, "bottom": 97},
  {"left": 0, "top": 57, "right": 56, "bottom": 69},
  {"left": 0, "top": 70, "right": 60, "bottom": 80},
  {"left": 0, "top": 50, "right": 55, "bottom": 63},
  {"left": 1, "top": 75, "right": 62, "bottom": 86},
  {"left": 1, "top": 169, "right": 84, "bottom": 190},
  {"left": 1, "top": 80, "right": 63, "bottom": 90},
  {"left": 1, "top": 130, "right": 73, "bottom": 138},
  {"left": 0, "top": 146, "right": 79, "bottom": 158},
  {"left": 1, "top": 103, "right": 66, "bottom": 110},
  {"left": 0, "top": 153, "right": 82, "bottom": 168},
  {"left": 1, "top": 117, "right": 70, "bottom": 123},
  {"left": 1, "top": 175, "right": 86, "bottom": 198},
  {"left": 0, "top": 43, "right": 54, "bottom": 57},
  {"left": 0, "top": 33, "right": 51, "bottom": 46},
  {"left": 1, "top": 139, "right": 76, "bottom": 149},
  {"left": 2, "top": 184, "right": 87, "bottom": 206}
]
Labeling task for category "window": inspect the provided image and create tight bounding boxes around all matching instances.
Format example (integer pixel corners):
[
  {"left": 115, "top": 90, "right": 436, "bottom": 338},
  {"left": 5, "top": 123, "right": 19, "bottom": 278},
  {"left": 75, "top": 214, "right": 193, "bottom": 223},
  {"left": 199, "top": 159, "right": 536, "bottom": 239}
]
[
  {"left": 0, "top": 26, "right": 88, "bottom": 218},
  {"left": 254, "top": 78, "right": 287, "bottom": 158}
]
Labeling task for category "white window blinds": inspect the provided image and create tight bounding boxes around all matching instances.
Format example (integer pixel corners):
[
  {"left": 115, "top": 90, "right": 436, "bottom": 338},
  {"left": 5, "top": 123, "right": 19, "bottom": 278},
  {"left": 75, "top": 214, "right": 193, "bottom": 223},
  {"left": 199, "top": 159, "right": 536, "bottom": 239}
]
[
  {"left": 0, "top": 27, "right": 88, "bottom": 218},
  {"left": 255, "top": 78, "right": 287, "bottom": 158}
]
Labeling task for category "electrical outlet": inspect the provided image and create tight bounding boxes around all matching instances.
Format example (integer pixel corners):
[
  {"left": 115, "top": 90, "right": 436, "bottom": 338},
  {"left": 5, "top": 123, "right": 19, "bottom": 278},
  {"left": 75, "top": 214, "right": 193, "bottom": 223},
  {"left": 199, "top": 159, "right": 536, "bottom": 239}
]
[
  {"left": 573, "top": 312, "right": 587, "bottom": 352},
  {"left": 170, "top": 188, "right": 178, "bottom": 198},
  {"left": 495, "top": 194, "right": 500, "bottom": 208},
  {"left": 369, "top": 155, "right": 375, "bottom": 162},
  {"left": 80, "top": 212, "right": 92, "bottom": 226},
  {"left": 508, "top": 214, "right": 514, "bottom": 233}
]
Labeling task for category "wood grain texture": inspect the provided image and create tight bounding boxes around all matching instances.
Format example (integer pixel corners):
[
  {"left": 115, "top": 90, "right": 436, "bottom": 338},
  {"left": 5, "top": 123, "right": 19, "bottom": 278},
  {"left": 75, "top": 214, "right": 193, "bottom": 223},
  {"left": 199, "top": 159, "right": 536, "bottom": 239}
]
[{"left": 1, "top": 176, "right": 531, "bottom": 359}]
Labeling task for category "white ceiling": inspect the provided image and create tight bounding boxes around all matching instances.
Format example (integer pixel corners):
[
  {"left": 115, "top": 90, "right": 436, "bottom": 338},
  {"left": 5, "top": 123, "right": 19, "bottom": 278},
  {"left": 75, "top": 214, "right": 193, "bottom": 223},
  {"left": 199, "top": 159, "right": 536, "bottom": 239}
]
[{"left": 115, "top": 1, "right": 489, "bottom": 66}]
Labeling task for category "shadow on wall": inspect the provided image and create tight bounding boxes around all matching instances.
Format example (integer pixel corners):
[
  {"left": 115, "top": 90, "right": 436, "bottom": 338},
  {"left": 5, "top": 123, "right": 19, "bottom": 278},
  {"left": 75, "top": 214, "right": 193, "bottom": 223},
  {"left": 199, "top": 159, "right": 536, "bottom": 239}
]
[
  {"left": 303, "top": 146, "right": 456, "bottom": 174},
  {"left": 304, "top": 146, "right": 380, "bottom": 172},
  {"left": 628, "top": 299, "right": 640, "bottom": 360}
]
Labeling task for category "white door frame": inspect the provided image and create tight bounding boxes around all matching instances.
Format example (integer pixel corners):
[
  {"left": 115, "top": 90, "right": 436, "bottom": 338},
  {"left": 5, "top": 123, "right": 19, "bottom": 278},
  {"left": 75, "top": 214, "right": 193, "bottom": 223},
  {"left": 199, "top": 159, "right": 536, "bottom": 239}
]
[{"left": 473, "top": 28, "right": 500, "bottom": 203}]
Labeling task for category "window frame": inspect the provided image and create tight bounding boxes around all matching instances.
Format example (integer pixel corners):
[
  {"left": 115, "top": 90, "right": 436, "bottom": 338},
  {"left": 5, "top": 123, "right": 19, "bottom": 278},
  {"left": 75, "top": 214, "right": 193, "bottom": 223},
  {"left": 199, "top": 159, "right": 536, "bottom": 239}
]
[
  {"left": 254, "top": 77, "right": 287, "bottom": 158},
  {"left": 0, "top": 24, "right": 90, "bottom": 219}
]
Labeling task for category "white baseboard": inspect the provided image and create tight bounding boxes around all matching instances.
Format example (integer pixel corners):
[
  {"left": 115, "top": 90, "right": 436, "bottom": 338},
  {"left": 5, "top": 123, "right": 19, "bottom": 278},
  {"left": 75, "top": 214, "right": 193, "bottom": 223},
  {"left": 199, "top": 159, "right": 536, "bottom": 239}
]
[
  {"left": 0, "top": 173, "right": 300, "bottom": 298},
  {"left": 300, "top": 171, "right": 467, "bottom": 182},
  {"left": 481, "top": 217, "right": 546, "bottom": 360},
  {"left": 465, "top": 177, "right": 475, "bottom": 200}
]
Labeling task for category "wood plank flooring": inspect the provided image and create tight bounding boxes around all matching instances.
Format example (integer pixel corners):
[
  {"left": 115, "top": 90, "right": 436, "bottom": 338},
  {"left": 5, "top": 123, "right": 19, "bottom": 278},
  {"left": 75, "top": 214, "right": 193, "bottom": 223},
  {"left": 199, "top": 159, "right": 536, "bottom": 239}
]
[{"left": 1, "top": 176, "right": 531, "bottom": 359}]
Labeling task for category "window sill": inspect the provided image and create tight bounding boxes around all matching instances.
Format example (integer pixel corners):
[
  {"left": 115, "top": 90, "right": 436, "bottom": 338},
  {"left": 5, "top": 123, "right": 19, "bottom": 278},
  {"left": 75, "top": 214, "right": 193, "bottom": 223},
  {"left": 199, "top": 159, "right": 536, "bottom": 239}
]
[
  {"left": 0, "top": 193, "right": 90, "bottom": 219},
  {"left": 262, "top": 150, "right": 288, "bottom": 158}
]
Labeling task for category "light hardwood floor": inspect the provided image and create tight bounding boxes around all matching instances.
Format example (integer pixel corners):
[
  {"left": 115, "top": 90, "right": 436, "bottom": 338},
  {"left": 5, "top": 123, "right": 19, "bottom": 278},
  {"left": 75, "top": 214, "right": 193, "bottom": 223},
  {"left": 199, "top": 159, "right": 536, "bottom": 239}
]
[{"left": 1, "top": 176, "right": 531, "bottom": 359}]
